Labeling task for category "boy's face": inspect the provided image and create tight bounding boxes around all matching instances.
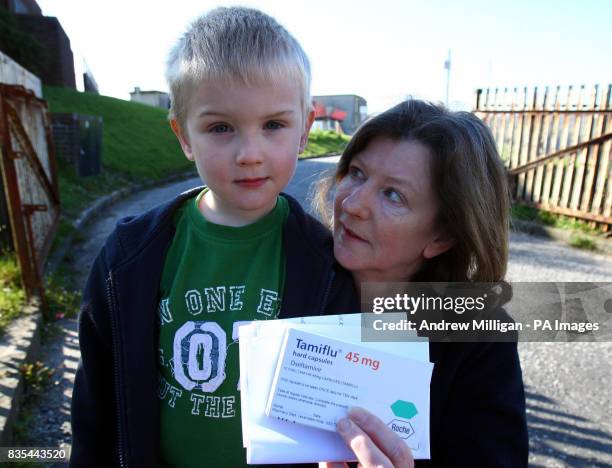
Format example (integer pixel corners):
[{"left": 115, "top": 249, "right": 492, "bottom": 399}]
[{"left": 171, "top": 77, "right": 314, "bottom": 226}]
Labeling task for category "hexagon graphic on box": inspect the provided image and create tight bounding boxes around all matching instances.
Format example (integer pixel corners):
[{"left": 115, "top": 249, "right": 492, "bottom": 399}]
[
  {"left": 391, "top": 400, "right": 418, "bottom": 419},
  {"left": 387, "top": 400, "right": 418, "bottom": 439}
]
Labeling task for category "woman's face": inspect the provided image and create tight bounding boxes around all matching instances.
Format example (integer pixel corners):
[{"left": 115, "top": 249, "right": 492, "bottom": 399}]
[{"left": 333, "top": 137, "right": 451, "bottom": 284}]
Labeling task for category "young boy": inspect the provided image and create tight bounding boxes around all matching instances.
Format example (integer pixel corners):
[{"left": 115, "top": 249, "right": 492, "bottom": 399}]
[{"left": 70, "top": 7, "right": 357, "bottom": 467}]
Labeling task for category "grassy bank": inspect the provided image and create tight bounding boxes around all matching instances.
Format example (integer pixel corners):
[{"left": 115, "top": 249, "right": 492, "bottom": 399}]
[
  {"left": 43, "top": 86, "right": 193, "bottom": 217},
  {"left": 301, "top": 130, "right": 350, "bottom": 158}
]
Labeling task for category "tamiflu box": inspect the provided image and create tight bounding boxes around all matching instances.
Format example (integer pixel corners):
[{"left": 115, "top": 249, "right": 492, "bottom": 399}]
[{"left": 265, "top": 328, "right": 434, "bottom": 458}]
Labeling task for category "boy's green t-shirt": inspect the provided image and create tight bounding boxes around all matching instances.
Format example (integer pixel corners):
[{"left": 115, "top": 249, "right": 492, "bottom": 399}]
[{"left": 157, "top": 190, "right": 288, "bottom": 467}]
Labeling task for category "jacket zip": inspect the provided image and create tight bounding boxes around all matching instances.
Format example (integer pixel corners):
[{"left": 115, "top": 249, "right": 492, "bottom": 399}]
[
  {"left": 318, "top": 269, "right": 335, "bottom": 315},
  {"left": 107, "top": 272, "right": 128, "bottom": 468}
]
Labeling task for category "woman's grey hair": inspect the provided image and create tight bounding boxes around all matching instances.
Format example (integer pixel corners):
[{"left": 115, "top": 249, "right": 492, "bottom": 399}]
[
  {"left": 315, "top": 99, "right": 510, "bottom": 283},
  {"left": 166, "top": 6, "right": 311, "bottom": 128}
]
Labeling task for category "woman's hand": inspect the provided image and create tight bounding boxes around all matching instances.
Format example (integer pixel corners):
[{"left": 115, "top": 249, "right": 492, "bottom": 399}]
[{"left": 319, "top": 407, "right": 414, "bottom": 468}]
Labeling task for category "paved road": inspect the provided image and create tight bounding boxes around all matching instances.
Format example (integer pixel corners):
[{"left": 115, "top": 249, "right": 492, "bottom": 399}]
[{"left": 29, "top": 157, "right": 612, "bottom": 467}]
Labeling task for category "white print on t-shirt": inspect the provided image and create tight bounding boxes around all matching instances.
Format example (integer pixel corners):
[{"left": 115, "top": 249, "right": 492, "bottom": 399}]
[
  {"left": 189, "top": 393, "right": 236, "bottom": 418},
  {"left": 167, "top": 320, "right": 247, "bottom": 393},
  {"left": 159, "top": 285, "right": 279, "bottom": 325},
  {"left": 173, "top": 321, "right": 227, "bottom": 392},
  {"left": 158, "top": 298, "right": 173, "bottom": 324},
  {"left": 256, "top": 289, "right": 279, "bottom": 316},
  {"left": 229, "top": 286, "right": 246, "bottom": 310},
  {"left": 200, "top": 285, "right": 246, "bottom": 313},
  {"left": 158, "top": 374, "right": 236, "bottom": 418},
  {"left": 203, "top": 287, "right": 226, "bottom": 313},
  {"left": 159, "top": 284, "right": 280, "bottom": 400},
  {"left": 158, "top": 375, "right": 183, "bottom": 408},
  {"left": 185, "top": 289, "right": 203, "bottom": 315}
]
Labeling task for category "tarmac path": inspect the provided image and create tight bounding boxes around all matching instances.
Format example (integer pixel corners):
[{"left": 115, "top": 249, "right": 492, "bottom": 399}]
[{"left": 28, "top": 156, "right": 612, "bottom": 467}]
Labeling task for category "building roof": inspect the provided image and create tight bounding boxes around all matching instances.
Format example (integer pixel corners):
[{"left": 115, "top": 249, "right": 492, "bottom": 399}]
[
  {"left": 313, "top": 101, "right": 347, "bottom": 121},
  {"left": 130, "top": 87, "right": 168, "bottom": 96}
]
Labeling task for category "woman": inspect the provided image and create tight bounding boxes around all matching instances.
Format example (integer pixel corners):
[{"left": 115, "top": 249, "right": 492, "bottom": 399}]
[{"left": 317, "top": 100, "right": 528, "bottom": 467}]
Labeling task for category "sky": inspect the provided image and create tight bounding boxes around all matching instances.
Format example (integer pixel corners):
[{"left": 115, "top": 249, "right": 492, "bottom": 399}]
[{"left": 36, "top": 0, "right": 612, "bottom": 114}]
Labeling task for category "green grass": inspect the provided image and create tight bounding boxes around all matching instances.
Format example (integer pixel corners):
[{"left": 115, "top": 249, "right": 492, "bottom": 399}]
[
  {"left": 0, "top": 253, "right": 26, "bottom": 336},
  {"left": 44, "top": 265, "right": 82, "bottom": 322},
  {"left": 510, "top": 204, "right": 543, "bottom": 223},
  {"left": 301, "top": 130, "right": 350, "bottom": 158},
  {"left": 0, "top": 253, "right": 82, "bottom": 336},
  {"left": 569, "top": 235, "right": 597, "bottom": 251},
  {"left": 12, "top": 360, "right": 56, "bottom": 455},
  {"left": 511, "top": 204, "right": 601, "bottom": 234},
  {"left": 44, "top": 85, "right": 192, "bottom": 179},
  {"left": 53, "top": 155, "right": 136, "bottom": 217}
]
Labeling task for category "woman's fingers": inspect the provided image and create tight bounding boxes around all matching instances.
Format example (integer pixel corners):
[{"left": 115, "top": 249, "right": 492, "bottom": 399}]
[
  {"left": 347, "top": 407, "right": 414, "bottom": 468},
  {"left": 336, "top": 415, "right": 392, "bottom": 468}
]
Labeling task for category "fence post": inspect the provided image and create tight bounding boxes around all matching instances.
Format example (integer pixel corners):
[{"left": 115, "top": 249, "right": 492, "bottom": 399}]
[{"left": 0, "top": 175, "right": 14, "bottom": 252}]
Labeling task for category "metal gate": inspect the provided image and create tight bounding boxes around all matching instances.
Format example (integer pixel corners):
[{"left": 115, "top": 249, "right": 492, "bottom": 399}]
[{"left": 0, "top": 84, "right": 60, "bottom": 303}]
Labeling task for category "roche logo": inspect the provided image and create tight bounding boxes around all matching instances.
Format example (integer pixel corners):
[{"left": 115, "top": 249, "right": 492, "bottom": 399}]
[
  {"left": 387, "top": 400, "right": 418, "bottom": 439},
  {"left": 387, "top": 419, "right": 415, "bottom": 439}
]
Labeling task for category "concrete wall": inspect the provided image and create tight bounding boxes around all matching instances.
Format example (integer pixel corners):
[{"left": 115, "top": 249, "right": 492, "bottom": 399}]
[{"left": 0, "top": 49, "right": 42, "bottom": 96}]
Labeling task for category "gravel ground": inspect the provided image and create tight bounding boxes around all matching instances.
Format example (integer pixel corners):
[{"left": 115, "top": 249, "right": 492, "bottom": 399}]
[
  {"left": 507, "top": 228, "right": 612, "bottom": 466},
  {"left": 520, "top": 342, "right": 612, "bottom": 467},
  {"left": 20, "top": 158, "right": 612, "bottom": 467}
]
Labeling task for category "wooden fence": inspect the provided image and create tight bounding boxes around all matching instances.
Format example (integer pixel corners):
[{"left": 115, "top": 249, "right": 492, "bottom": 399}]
[{"left": 474, "top": 84, "right": 611, "bottom": 230}]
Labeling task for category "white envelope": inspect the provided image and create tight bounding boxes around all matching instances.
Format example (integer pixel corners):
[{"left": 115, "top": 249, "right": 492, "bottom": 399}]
[{"left": 238, "top": 314, "right": 431, "bottom": 464}]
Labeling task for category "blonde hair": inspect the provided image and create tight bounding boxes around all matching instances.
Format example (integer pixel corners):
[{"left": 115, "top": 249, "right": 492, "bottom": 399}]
[{"left": 166, "top": 7, "right": 311, "bottom": 128}]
